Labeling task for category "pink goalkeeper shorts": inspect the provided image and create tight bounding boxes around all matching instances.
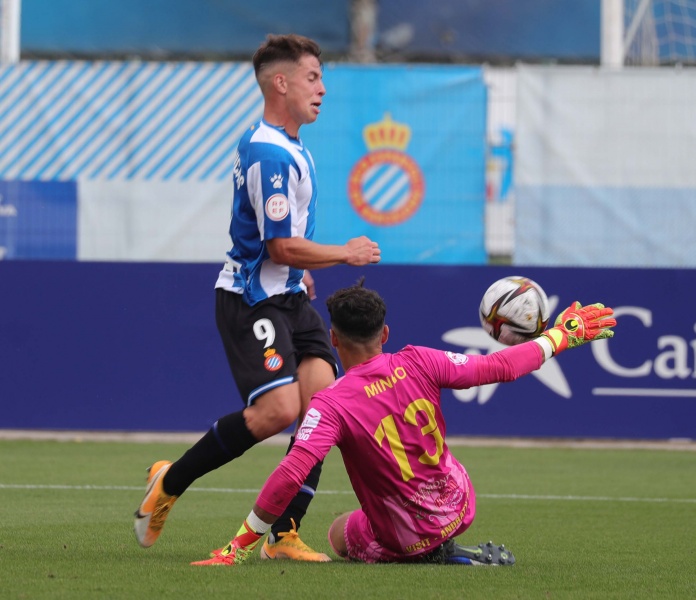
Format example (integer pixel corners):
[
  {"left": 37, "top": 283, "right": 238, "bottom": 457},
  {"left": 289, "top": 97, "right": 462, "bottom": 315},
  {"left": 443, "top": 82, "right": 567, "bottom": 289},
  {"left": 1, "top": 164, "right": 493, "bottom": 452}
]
[{"left": 336, "top": 473, "right": 476, "bottom": 563}]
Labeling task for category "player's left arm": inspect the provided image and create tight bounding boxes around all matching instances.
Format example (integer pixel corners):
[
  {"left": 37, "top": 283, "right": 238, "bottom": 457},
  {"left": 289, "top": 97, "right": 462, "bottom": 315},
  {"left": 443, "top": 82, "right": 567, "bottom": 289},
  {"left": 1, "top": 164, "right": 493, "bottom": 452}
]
[
  {"left": 449, "top": 344, "right": 547, "bottom": 387},
  {"left": 258, "top": 150, "right": 379, "bottom": 268},
  {"left": 412, "top": 344, "right": 544, "bottom": 390},
  {"left": 461, "top": 302, "right": 615, "bottom": 384},
  {"left": 267, "top": 235, "right": 380, "bottom": 270},
  {"left": 256, "top": 151, "right": 379, "bottom": 269},
  {"left": 422, "top": 300, "right": 616, "bottom": 389}
]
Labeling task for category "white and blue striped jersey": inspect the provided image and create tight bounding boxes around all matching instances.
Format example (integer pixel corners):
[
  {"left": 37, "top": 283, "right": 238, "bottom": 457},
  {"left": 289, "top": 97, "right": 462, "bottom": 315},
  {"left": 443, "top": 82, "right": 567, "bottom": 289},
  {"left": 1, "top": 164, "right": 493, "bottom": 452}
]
[{"left": 215, "top": 120, "right": 319, "bottom": 306}]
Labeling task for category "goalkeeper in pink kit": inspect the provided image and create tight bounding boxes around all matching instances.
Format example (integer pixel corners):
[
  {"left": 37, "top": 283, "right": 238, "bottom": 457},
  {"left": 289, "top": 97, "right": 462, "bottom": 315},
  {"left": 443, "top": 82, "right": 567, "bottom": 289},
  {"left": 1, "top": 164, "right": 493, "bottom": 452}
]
[{"left": 193, "top": 281, "right": 616, "bottom": 566}]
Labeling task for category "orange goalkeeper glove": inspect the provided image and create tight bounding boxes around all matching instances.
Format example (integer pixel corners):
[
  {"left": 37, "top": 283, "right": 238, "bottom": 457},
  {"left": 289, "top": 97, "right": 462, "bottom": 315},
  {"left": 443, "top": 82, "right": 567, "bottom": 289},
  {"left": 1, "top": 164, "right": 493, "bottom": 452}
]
[{"left": 540, "top": 301, "right": 616, "bottom": 356}]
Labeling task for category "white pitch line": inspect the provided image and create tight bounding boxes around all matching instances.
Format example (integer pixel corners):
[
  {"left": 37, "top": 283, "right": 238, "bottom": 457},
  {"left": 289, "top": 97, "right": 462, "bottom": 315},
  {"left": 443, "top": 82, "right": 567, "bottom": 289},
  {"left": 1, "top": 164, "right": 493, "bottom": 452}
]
[
  {"left": 1, "top": 484, "right": 694, "bottom": 504},
  {"left": 480, "top": 493, "right": 696, "bottom": 504}
]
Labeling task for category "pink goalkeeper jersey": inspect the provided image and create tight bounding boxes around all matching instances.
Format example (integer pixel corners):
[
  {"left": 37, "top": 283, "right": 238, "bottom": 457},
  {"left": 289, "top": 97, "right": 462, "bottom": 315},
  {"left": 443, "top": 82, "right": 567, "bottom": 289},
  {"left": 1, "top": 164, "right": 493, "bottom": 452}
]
[{"left": 257, "top": 342, "right": 544, "bottom": 556}]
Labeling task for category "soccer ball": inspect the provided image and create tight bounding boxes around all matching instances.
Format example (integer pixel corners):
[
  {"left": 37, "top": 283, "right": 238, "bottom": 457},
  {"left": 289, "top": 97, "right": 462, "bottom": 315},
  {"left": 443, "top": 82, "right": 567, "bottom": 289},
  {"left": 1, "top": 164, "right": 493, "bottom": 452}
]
[{"left": 479, "top": 276, "right": 550, "bottom": 346}]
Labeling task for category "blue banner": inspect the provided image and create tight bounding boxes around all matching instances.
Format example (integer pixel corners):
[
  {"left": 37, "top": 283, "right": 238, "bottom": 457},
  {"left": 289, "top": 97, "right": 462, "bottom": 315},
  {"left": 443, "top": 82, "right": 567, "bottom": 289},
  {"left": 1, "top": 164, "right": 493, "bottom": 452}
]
[
  {"left": 1, "top": 262, "right": 694, "bottom": 440},
  {"left": 0, "top": 180, "right": 77, "bottom": 259},
  {"left": 22, "top": 0, "right": 350, "bottom": 55},
  {"left": 318, "top": 265, "right": 696, "bottom": 440},
  {"left": 305, "top": 65, "right": 487, "bottom": 264},
  {"left": 378, "top": 0, "right": 599, "bottom": 60}
]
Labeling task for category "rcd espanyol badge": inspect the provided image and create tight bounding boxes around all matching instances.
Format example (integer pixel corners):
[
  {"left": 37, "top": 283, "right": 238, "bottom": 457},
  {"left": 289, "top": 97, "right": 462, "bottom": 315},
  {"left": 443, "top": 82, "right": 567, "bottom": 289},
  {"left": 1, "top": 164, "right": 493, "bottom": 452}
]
[{"left": 348, "top": 113, "right": 425, "bottom": 226}]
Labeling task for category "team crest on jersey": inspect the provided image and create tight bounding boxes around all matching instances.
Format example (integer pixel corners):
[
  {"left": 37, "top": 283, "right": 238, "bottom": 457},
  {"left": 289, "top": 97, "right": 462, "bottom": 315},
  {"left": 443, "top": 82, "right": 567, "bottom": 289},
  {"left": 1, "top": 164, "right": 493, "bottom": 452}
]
[
  {"left": 445, "top": 351, "right": 468, "bottom": 366},
  {"left": 265, "top": 194, "right": 289, "bottom": 221},
  {"left": 263, "top": 348, "right": 284, "bottom": 371},
  {"left": 348, "top": 113, "right": 425, "bottom": 226}
]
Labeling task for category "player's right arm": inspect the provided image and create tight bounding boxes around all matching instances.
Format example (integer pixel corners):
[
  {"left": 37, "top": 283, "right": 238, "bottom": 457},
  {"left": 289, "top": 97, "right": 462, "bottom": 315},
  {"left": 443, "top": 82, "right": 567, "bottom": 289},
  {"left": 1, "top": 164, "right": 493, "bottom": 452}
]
[
  {"left": 252, "top": 445, "right": 319, "bottom": 522},
  {"left": 204, "top": 446, "right": 319, "bottom": 565},
  {"left": 217, "top": 399, "right": 339, "bottom": 564}
]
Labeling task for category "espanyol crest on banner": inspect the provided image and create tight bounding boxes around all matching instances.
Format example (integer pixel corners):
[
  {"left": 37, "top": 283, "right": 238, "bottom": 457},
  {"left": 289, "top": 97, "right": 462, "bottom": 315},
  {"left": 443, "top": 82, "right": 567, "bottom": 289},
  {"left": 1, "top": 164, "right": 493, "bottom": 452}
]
[{"left": 347, "top": 113, "right": 425, "bottom": 226}]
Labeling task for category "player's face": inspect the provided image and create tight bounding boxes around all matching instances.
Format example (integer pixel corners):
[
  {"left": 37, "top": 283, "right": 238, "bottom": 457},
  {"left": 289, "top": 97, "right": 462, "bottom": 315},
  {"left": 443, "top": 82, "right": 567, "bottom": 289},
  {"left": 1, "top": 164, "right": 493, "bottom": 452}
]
[{"left": 285, "top": 55, "right": 325, "bottom": 127}]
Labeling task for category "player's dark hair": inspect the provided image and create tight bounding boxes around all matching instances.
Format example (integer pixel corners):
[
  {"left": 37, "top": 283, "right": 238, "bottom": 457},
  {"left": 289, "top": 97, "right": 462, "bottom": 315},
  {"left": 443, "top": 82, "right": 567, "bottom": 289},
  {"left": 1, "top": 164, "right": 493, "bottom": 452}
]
[
  {"left": 252, "top": 34, "right": 322, "bottom": 78},
  {"left": 326, "top": 278, "right": 386, "bottom": 344}
]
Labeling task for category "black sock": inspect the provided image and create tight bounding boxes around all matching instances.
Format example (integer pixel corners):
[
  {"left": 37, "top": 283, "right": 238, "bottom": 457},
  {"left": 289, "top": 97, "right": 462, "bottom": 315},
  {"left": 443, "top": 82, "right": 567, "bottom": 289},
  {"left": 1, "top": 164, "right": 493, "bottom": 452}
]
[
  {"left": 163, "top": 410, "right": 257, "bottom": 497},
  {"left": 271, "top": 436, "right": 323, "bottom": 538}
]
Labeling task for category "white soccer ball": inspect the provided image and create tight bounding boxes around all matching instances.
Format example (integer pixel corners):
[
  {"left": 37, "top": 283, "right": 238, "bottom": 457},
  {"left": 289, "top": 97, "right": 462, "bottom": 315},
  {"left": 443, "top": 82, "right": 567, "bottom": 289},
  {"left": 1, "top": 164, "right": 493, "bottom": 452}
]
[{"left": 479, "top": 276, "right": 550, "bottom": 346}]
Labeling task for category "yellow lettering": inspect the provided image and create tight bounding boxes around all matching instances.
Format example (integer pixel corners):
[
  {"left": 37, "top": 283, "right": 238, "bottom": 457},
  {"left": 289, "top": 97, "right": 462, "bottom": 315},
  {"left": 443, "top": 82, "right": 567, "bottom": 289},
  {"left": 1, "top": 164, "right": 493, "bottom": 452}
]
[
  {"left": 364, "top": 383, "right": 380, "bottom": 398},
  {"left": 440, "top": 504, "right": 468, "bottom": 538},
  {"left": 405, "top": 538, "right": 432, "bottom": 553},
  {"left": 364, "top": 368, "right": 408, "bottom": 398}
]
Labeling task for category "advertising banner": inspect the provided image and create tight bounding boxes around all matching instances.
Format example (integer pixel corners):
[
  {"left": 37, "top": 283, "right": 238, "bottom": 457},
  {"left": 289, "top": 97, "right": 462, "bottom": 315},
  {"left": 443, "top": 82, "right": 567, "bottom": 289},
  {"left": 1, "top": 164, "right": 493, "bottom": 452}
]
[
  {"left": 0, "top": 61, "right": 486, "bottom": 264},
  {"left": 306, "top": 65, "right": 487, "bottom": 264},
  {"left": 515, "top": 66, "right": 696, "bottom": 267},
  {"left": 322, "top": 265, "right": 696, "bottom": 440},
  {"left": 1, "top": 262, "right": 694, "bottom": 440},
  {"left": 0, "top": 180, "right": 77, "bottom": 259}
]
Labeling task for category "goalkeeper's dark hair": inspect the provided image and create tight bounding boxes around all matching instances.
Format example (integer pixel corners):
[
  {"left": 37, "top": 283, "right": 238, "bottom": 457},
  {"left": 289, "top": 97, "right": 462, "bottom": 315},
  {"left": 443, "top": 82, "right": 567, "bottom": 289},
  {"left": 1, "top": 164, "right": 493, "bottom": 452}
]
[
  {"left": 253, "top": 34, "right": 322, "bottom": 79},
  {"left": 326, "top": 278, "right": 386, "bottom": 344}
]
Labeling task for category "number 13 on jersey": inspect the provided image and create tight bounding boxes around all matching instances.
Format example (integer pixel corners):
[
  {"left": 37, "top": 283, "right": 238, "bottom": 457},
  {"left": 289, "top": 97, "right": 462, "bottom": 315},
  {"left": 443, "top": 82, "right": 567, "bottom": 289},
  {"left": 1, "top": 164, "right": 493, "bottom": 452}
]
[{"left": 373, "top": 399, "right": 445, "bottom": 482}]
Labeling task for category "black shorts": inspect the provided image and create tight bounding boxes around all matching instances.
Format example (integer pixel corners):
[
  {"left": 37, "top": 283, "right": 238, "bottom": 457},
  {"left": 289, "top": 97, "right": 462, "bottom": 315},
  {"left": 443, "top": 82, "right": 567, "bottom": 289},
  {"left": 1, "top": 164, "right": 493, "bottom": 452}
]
[{"left": 215, "top": 288, "right": 337, "bottom": 406}]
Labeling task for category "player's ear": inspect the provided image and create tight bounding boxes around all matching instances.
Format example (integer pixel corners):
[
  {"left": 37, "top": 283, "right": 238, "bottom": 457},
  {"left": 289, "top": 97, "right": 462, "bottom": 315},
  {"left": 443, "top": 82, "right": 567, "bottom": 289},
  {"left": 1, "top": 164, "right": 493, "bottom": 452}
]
[
  {"left": 273, "top": 73, "right": 287, "bottom": 94},
  {"left": 330, "top": 329, "right": 339, "bottom": 348},
  {"left": 381, "top": 325, "right": 389, "bottom": 345}
]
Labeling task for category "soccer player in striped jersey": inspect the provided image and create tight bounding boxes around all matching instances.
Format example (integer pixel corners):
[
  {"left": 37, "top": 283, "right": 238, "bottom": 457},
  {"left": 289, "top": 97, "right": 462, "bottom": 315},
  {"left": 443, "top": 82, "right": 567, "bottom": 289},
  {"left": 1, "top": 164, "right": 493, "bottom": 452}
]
[
  {"left": 134, "top": 34, "right": 381, "bottom": 561},
  {"left": 192, "top": 281, "right": 615, "bottom": 565}
]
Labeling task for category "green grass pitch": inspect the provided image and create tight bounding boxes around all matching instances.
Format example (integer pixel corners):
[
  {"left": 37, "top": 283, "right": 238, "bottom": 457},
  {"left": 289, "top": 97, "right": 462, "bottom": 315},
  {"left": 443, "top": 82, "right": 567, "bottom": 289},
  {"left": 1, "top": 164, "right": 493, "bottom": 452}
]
[{"left": 1, "top": 439, "right": 694, "bottom": 599}]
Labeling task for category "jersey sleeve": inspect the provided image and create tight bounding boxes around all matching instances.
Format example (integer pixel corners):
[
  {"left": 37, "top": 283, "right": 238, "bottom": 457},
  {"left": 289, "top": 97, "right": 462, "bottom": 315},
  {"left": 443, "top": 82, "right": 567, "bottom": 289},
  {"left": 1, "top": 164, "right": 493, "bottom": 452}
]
[
  {"left": 255, "top": 397, "right": 342, "bottom": 517},
  {"left": 292, "top": 397, "right": 343, "bottom": 461},
  {"left": 256, "top": 445, "right": 319, "bottom": 517},
  {"left": 247, "top": 142, "right": 300, "bottom": 241},
  {"left": 405, "top": 342, "right": 544, "bottom": 390}
]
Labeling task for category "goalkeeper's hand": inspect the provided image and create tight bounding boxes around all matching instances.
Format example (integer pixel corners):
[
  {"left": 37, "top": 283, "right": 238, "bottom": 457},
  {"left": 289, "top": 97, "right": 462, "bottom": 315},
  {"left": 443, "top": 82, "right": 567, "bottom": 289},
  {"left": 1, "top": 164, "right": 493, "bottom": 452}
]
[{"left": 539, "top": 301, "right": 616, "bottom": 356}]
